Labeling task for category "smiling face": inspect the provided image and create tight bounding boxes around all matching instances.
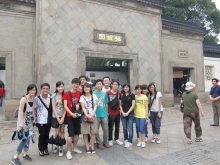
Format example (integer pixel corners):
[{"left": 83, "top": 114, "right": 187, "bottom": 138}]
[
  {"left": 135, "top": 87, "right": 141, "bottom": 95},
  {"left": 80, "top": 77, "right": 87, "bottom": 86},
  {"left": 212, "top": 79, "right": 218, "bottom": 86},
  {"left": 96, "top": 81, "right": 102, "bottom": 91},
  {"left": 28, "top": 87, "right": 36, "bottom": 96},
  {"left": 56, "top": 84, "right": 64, "bottom": 94},
  {"left": 83, "top": 85, "right": 91, "bottom": 94},
  {"left": 103, "top": 78, "right": 110, "bottom": 87},
  {"left": 123, "top": 85, "right": 130, "bottom": 93},
  {"left": 41, "top": 85, "right": 50, "bottom": 95},
  {"left": 149, "top": 85, "right": 155, "bottom": 93}
]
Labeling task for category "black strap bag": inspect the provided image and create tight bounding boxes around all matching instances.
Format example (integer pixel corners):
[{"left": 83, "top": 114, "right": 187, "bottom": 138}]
[
  {"left": 68, "top": 91, "right": 83, "bottom": 115},
  {"left": 109, "top": 93, "right": 119, "bottom": 110}
]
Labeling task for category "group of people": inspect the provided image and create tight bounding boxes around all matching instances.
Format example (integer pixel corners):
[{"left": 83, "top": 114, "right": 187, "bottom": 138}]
[{"left": 11, "top": 75, "right": 164, "bottom": 165}]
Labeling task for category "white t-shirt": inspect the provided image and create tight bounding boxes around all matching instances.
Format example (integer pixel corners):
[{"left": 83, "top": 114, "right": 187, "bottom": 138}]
[
  {"left": 102, "top": 86, "right": 111, "bottom": 92},
  {"left": 80, "top": 94, "right": 97, "bottom": 114},
  {"left": 150, "top": 92, "right": 163, "bottom": 112}
]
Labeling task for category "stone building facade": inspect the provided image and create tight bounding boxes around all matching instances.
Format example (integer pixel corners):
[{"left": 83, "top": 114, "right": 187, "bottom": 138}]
[{"left": 0, "top": 0, "right": 212, "bottom": 119}]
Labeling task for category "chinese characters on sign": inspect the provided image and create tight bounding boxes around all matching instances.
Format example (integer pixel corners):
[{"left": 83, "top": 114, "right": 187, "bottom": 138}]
[{"left": 94, "top": 30, "right": 126, "bottom": 46}]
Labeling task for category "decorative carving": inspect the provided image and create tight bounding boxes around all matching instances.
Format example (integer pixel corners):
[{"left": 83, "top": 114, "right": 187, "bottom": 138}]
[
  {"left": 171, "top": 31, "right": 196, "bottom": 40},
  {"left": 205, "top": 66, "right": 213, "bottom": 80},
  {"left": 178, "top": 51, "right": 188, "bottom": 58}
]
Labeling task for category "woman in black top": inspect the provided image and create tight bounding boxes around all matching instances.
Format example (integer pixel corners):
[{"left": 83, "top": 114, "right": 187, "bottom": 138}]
[{"left": 119, "top": 83, "right": 135, "bottom": 148}]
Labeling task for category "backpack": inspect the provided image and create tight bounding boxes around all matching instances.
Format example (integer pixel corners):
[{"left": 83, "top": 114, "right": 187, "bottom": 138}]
[{"left": 109, "top": 93, "right": 119, "bottom": 110}]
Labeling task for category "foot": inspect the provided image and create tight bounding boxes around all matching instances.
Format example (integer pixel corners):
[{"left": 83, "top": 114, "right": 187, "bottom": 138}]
[
  {"left": 103, "top": 143, "right": 110, "bottom": 148},
  {"left": 125, "top": 142, "right": 132, "bottom": 148},
  {"left": 116, "top": 139, "right": 123, "bottom": 145},
  {"left": 66, "top": 151, "right": 72, "bottom": 160},
  {"left": 137, "top": 141, "right": 142, "bottom": 147},
  {"left": 72, "top": 148, "right": 82, "bottom": 154},
  {"left": 141, "top": 142, "right": 146, "bottom": 148},
  {"left": 97, "top": 145, "right": 105, "bottom": 150},
  {"left": 23, "top": 154, "right": 32, "bottom": 161},
  {"left": 109, "top": 140, "right": 113, "bottom": 146},
  {"left": 124, "top": 140, "right": 128, "bottom": 144},
  {"left": 195, "top": 137, "right": 203, "bottom": 142},
  {"left": 86, "top": 149, "right": 91, "bottom": 154},
  {"left": 53, "top": 146, "right": 58, "bottom": 154},
  {"left": 156, "top": 138, "right": 161, "bottom": 144},
  {"left": 187, "top": 139, "right": 192, "bottom": 144},
  {"left": 39, "top": 150, "right": 45, "bottom": 156},
  {"left": 11, "top": 157, "right": 21, "bottom": 165},
  {"left": 91, "top": 149, "right": 96, "bottom": 154},
  {"left": 151, "top": 137, "right": 156, "bottom": 143},
  {"left": 44, "top": 149, "right": 49, "bottom": 155},
  {"left": 59, "top": 150, "right": 63, "bottom": 157}
]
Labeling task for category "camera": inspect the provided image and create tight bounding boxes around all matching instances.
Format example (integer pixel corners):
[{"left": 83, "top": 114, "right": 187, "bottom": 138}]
[{"left": 76, "top": 113, "right": 81, "bottom": 117}]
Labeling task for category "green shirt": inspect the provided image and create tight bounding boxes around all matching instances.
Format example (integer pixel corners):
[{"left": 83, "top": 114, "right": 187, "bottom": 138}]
[
  {"left": 93, "top": 90, "right": 108, "bottom": 118},
  {"left": 182, "top": 91, "right": 199, "bottom": 112}
]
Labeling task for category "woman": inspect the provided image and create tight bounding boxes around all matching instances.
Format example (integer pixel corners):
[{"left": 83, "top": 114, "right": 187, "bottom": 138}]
[
  {"left": 134, "top": 85, "right": 148, "bottom": 148},
  {"left": 181, "top": 82, "right": 204, "bottom": 144},
  {"left": 119, "top": 83, "right": 135, "bottom": 148},
  {"left": 11, "top": 84, "right": 37, "bottom": 165},
  {"left": 51, "top": 81, "right": 66, "bottom": 156},
  {"left": 148, "top": 83, "right": 163, "bottom": 144},
  {"left": 80, "top": 83, "right": 97, "bottom": 153}
]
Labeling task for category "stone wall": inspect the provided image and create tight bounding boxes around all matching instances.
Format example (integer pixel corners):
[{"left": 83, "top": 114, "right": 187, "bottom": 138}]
[{"left": 36, "top": 0, "right": 162, "bottom": 92}]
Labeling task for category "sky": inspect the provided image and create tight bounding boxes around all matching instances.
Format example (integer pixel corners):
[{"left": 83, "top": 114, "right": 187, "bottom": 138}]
[{"left": 212, "top": 0, "right": 220, "bottom": 43}]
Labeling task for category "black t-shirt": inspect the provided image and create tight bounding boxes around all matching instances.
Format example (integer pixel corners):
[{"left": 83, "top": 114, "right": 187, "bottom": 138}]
[
  {"left": 179, "top": 86, "right": 185, "bottom": 93},
  {"left": 119, "top": 93, "right": 135, "bottom": 114}
]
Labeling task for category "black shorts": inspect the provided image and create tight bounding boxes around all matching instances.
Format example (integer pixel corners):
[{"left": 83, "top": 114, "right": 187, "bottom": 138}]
[{"left": 67, "top": 117, "right": 81, "bottom": 137}]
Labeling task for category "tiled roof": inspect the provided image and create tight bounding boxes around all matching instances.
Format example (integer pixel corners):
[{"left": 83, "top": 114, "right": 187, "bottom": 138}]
[
  {"left": 162, "top": 16, "right": 207, "bottom": 35},
  {"left": 137, "top": 0, "right": 166, "bottom": 8},
  {"left": 203, "top": 42, "right": 220, "bottom": 54}
]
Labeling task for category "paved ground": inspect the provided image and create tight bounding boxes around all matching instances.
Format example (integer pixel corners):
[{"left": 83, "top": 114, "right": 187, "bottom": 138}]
[{"left": 0, "top": 103, "right": 220, "bottom": 165}]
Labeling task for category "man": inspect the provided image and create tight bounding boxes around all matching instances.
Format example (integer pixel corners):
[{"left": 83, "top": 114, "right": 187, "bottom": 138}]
[
  {"left": 102, "top": 76, "right": 111, "bottom": 92},
  {"left": 78, "top": 75, "right": 87, "bottom": 93},
  {"left": 63, "top": 78, "right": 82, "bottom": 160},
  {"left": 178, "top": 83, "right": 185, "bottom": 97},
  {"left": 209, "top": 78, "right": 220, "bottom": 126},
  {"left": 93, "top": 79, "right": 110, "bottom": 149},
  {"left": 106, "top": 80, "right": 123, "bottom": 146},
  {"left": 35, "top": 83, "right": 52, "bottom": 156},
  {"left": 0, "top": 85, "right": 5, "bottom": 106}
]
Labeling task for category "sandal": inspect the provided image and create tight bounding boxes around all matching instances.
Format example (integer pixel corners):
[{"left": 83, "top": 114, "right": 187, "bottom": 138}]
[
  {"left": 195, "top": 137, "right": 203, "bottom": 142},
  {"left": 187, "top": 140, "right": 192, "bottom": 144}
]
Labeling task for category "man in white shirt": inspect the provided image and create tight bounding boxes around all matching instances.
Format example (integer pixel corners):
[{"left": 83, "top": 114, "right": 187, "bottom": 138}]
[{"left": 102, "top": 76, "right": 111, "bottom": 92}]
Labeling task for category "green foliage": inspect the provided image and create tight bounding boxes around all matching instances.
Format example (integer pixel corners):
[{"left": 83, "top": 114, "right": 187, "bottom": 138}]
[{"left": 163, "top": 0, "right": 220, "bottom": 43}]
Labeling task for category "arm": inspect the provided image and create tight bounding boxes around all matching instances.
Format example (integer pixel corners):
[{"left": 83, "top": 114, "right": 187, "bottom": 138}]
[
  {"left": 180, "top": 99, "right": 183, "bottom": 104},
  {"left": 19, "top": 97, "right": 26, "bottom": 129},
  {"left": 119, "top": 100, "right": 125, "bottom": 117},
  {"left": 64, "top": 100, "right": 77, "bottom": 118},
  {"left": 80, "top": 101, "right": 91, "bottom": 120},
  {"left": 157, "top": 97, "right": 162, "bottom": 118},
  {"left": 196, "top": 99, "right": 204, "bottom": 117},
  {"left": 145, "top": 100, "right": 149, "bottom": 120},
  {"left": 92, "top": 99, "right": 97, "bottom": 117},
  {"left": 126, "top": 100, "right": 135, "bottom": 115}
]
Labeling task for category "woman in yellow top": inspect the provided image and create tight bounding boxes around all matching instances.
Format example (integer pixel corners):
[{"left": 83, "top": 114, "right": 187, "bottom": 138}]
[{"left": 134, "top": 85, "right": 148, "bottom": 148}]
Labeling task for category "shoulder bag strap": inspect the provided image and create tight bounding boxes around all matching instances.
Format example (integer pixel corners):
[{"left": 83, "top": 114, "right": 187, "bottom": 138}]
[{"left": 38, "top": 96, "right": 50, "bottom": 111}]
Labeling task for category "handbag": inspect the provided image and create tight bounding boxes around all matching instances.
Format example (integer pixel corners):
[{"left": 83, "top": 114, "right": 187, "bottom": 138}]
[{"left": 180, "top": 103, "right": 184, "bottom": 113}]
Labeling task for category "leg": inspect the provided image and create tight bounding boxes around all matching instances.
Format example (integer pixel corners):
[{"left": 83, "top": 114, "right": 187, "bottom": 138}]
[
  {"left": 121, "top": 115, "right": 128, "bottom": 141},
  {"left": 114, "top": 114, "right": 120, "bottom": 140},
  {"left": 150, "top": 111, "right": 157, "bottom": 137},
  {"left": 135, "top": 118, "right": 139, "bottom": 138},
  {"left": 102, "top": 117, "right": 109, "bottom": 145},
  {"left": 37, "top": 124, "right": 46, "bottom": 151},
  {"left": 73, "top": 135, "right": 79, "bottom": 149},
  {"left": 90, "top": 134, "right": 96, "bottom": 150},
  {"left": 192, "top": 112, "right": 202, "bottom": 138},
  {"left": 95, "top": 118, "right": 102, "bottom": 146},
  {"left": 215, "top": 100, "right": 220, "bottom": 126},
  {"left": 44, "top": 123, "right": 51, "bottom": 151},
  {"left": 14, "top": 138, "right": 29, "bottom": 158},
  {"left": 183, "top": 112, "right": 193, "bottom": 139},
  {"left": 59, "top": 124, "right": 65, "bottom": 150},
  {"left": 154, "top": 111, "right": 163, "bottom": 136},
  {"left": 0, "top": 97, "right": 2, "bottom": 106},
  {"left": 127, "top": 114, "right": 134, "bottom": 143},
  {"left": 23, "top": 137, "right": 31, "bottom": 156},
  {"left": 83, "top": 134, "right": 89, "bottom": 150},
  {"left": 212, "top": 102, "right": 219, "bottom": 126},
  {"left": 139, "top": 118, "right": 146, "bottom": 142},
  {"left": 108, "top": 115, "right": 115, "bottom": 141}
]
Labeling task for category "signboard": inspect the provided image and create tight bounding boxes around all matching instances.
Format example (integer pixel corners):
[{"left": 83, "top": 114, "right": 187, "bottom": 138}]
[
  {"left": 93, "top": 29, "right": 126, "bottom": 46},
  {"left": 173, "top": 71, "right": 183, "bottom": 78}
]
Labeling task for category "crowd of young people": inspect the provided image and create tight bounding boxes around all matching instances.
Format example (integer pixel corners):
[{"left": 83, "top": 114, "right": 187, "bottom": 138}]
[{"left": 11, "top": 76, "right": 164, "bottom": 165}]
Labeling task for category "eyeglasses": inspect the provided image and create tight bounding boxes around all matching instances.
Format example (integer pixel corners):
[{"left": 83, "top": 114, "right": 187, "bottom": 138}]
[{"left": 112, "top": 84, "right": 118, "bottom": 86}]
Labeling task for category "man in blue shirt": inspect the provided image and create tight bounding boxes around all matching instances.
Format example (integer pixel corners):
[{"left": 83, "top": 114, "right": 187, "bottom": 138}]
[
  {"left": 209, "top": 78, "right": 220, "bottom": 126},
  {"left": 93, "top": 79, "right": 110, "bottom": 149}
]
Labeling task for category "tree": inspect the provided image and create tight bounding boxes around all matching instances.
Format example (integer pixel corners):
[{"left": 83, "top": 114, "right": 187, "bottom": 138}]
[{"left": 163, "top": 0, "right": 220, "bottom": 43}]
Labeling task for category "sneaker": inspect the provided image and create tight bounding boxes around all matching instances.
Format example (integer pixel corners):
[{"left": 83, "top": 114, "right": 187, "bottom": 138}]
[
  {"left": 156, "top": 138, "right": 161, "bottom": 144},
  {"left": 125, "top": 142, "right": 132, "bottom": 148},
  {"left": 116, "top": 139, "right": 123, "bottom": 145},
  {"left": 145, "top": 137, "right": 148, "bottom": 143},
  {"left": 66, "top": 151, "right": 72, "bottom": 160},
  {"left": 53, "top": 146, "right": 58, "bottom": 154},
  {"left": 195, "top": 137, "right": 203, "bottom": 142},
  {"left": 124, "top": 140, "right": 128, "bottom": 144},
  {"left": 39, "top": 150, "right": 45, "bottom": 156},
  {"left": 91, "top": 150, "right": 96, "bottom": 154},
  {"left": 137, "top": 141, "right": 142, "bottom": 147},
  {"left": 23, "top": 155, "right": 32, "bottom": 161},
  {"left": 141, "top": 142, "right": 146, "bottom": 148},
  {"left": 44, "top": 149, "right": 49, "bottom": 155},
  {"left": 86, "top": 149, "right": 91, "bottom": 154},
  {"left": 11, "top": 157, "right": 21, "bottom": 165},
  {"left": 151, "top": 137, "right": 156, "bottom": 143},
  {"left": 72, "top": 148, "right": 82, "bottom": 154},
  {"left": 97, "top": 145, "right": 105, "bottom": 150},
  {"left": 59, "top": 150, "right": 63, "bottom": 157},
  {"left": 109, "top": 140, "right": 113, "bottom": 146},
  {"left": 103, "top": 143, "right": 110, "bottom": 148}
]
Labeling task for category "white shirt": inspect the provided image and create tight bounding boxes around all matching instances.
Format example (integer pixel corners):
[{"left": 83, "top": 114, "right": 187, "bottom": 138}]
[
  {"left": 102, "top": 86, "right": 111, "bottom": 92},
  {"left": 150, "top": 92, "right": 163, "bottom": 112},
  {"left": 80, "top": 94, "right": 97, "bottom": 114}
]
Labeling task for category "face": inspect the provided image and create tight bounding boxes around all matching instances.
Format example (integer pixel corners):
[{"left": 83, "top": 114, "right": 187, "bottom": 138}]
[
  {"left": 56, "top": 84, "right": 64, "bottom": 93},
  {"left": 112, "top": 82, "right": 118, "bottom": 90},
  {"left": 28, "top": 87, "right": 36, "bottom": 96},
  {"left": 135, "top": 87, "right": 141, "bottom": 94},
  {"left": 212, "top": 80, "right": 217, "bottom": 86},
  {"left": 103, "top": 78, "right": 110, "bottom": 87},
  {"left": 41, "top": 86, "right": 50, "bottom": 95},
  {"left": 96, "top": 81, "right": 102, "bottom": 90},
  {"left": 80, "top": 77, "right": 86, "bottom": 86},
  {"left": 149, "top": 85, "right": 155, "bottom": 93},
  {"left": 83, "top": 86, "right": 91, "bottom": 93},
  {"left": 142, "top": 89, "right": 148, "bottom": 94},
  {"left": 72, "top": 82, "right": 79, "bottom": 90},
  {"left": 123, "top": 85, "right": 130, "bottom": 93}
]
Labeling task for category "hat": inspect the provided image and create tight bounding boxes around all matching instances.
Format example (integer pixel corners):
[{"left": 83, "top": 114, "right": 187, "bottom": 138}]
[{"left": 185, "top": 82, "right": 196, "bottom": 90}]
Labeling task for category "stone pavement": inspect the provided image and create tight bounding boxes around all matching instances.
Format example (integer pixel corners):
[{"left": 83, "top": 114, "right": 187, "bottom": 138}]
[{"left": 0, "top": 103, "right": 220, "bottom": 165}]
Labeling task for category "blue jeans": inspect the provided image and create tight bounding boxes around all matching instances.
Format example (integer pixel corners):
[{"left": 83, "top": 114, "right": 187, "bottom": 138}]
[
  {"left": 136, "top": 119, "right": 148, "bottom": 138},
  {"left": 121, "top": 114, "right": 134, "bottom": 143},
  {"left": 135, "top": 118, "right": 146, "bottom": 134},
  {"left": 0, "top": 97, "right": 3, "bottom": 106},
  {"left": 16, "top": 137, "right": 30, "bottom": 154},
  {"left": 150, "top": 111, "right": 163, "bottom": 134}
]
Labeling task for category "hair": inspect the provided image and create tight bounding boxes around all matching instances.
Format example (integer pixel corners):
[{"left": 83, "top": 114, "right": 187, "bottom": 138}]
[
  {"left": 111, "top": 80, "right": 119, "bottom": 85},
  {"left": 103, "top": 76, "right": 110, "bottom": 81},
  {"left": 95, "top": 79, "right": 103, "bottom": 85},
  {"left": 212, "top": 78, "right": 219, "bottom": 83},
  {"left": 41, "top": 83, "right": 50, "bottom": 89},
  {"left": 141, "top": 84, "right": 148, "bottom": 90},
  {"left": 71, "top": 78, "right": 80, "bottom": 84},
  {"left": 135, "top": 84, "right": 142, "bottom": 90},
  {"left": 26, "top": 84, "right": 37, "bottom": 96},
  {"left": 148, "top": 83, "right": 157, "bottom": 100},
  {"left": 54, "top": 81, "right": 64, "bottom": 95},
  {"left": 79, "top": 75, "right": 87, "bottom": 80},
  {"left": 82, "top": 83, "right": 93, "bottom": 95},
  {"left": 121, "top": 83, "right": 131, "bottom": 95}
]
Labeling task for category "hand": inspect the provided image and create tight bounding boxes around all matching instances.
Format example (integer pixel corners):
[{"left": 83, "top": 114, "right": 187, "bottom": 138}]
[
  {"left": 71, "top": 113, "right": 77, "bottom": 118},
  {"left": 20, "top": 123, "right": 24, "bottom": 129},
  {"left": 125, "top": 112, "right": 129, "bottom": 117},
  {"left": 86, "top": 114, "right": 93, "bottom": 120},
  {"left": 33, "top": 119, "right": 36, "bottom": 125},
  {"left": 157, "top": 112, "right": 162, "bottom": 118},
  {"left": 60, "top": 118, "right": 64, "bottom": 124},
  {"left": 58, "top": 119, "right": 62, "bottom": 125},
  {"left": 145, "top": 116, "right": 149, "bottom": 120},
  {"left": 201, "top": 112, "right": 204, "bottom": 117}
]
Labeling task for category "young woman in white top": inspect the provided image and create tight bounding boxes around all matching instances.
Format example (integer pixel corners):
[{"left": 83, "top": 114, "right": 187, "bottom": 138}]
[
  {"left": 148, "top": 83, "right": 163, "bottom": 144},
  {"left": 51, "top": 81, "right": 66, "bottom": 156}
]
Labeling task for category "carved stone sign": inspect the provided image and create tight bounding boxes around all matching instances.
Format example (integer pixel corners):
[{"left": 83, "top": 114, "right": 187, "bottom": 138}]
[{"left": 93, "top": 29, "right": 126, "bottom": 46}]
